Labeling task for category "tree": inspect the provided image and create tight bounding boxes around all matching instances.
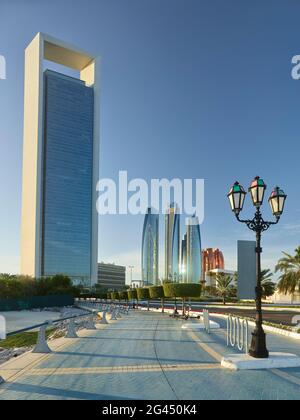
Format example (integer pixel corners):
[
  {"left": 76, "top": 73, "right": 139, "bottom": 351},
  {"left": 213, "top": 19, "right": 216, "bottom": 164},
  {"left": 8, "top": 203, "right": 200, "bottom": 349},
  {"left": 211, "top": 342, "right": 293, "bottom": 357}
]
[
  {"left": 275, "top": 247, "right": 300, "bottom": 294},
  {"left": 111, "top": 291, "right": 119, "bottom": 301},
  {"left": 0, "top": 274, "right": 78, "bottom": 299},
  {"left": 137, "top": 288, "right": 150, "bottom": 310},
  {"left": 118, "top": 290, "right": 128, "bottom": 301},
  {"left": 128, "top": 288, "right": 138, "bottom": 305},
  {"left": 214, "top": 273, "right": 233, "bottom": 305},
  {"left": 204, "top": 286, "right": 218, "bottom": 297},
  {"left": 261, "top": 269, "right": 276, "bottom": 299},
  {"left": 149, "top": 286, "right": 165, "bottom": 313},
  {"left": 163, "top": 283, "right": 201, "bottom": 316}
]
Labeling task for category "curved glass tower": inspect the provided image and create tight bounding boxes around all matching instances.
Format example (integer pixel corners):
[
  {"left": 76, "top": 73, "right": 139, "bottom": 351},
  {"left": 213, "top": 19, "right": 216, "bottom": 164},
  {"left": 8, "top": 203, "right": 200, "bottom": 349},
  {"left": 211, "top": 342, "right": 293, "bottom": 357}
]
[
  {"left": 186, "top": 216, "right": 202, "bottom": 283},
  {"left": 142, "top": 208, "right": 159, "bottom": 285},
  {"left": 165, "top": 203, "right": 180, "bottom": 282}
]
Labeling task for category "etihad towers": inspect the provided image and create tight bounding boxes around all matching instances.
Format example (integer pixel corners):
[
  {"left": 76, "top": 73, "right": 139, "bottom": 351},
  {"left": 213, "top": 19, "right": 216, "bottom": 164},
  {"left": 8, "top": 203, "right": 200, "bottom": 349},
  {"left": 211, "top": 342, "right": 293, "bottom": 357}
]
[
  {"left": 186, "top": 216, "right": 202, "bottom": 283},
  {"left": 20, "top": 33, "right": 100, "bottom": 286},
  {"left": 142, "top": 208, "right": 159, "bottom": 285},
  {"left": 165, "top": 203, "right": 180, "bottom": 282}
]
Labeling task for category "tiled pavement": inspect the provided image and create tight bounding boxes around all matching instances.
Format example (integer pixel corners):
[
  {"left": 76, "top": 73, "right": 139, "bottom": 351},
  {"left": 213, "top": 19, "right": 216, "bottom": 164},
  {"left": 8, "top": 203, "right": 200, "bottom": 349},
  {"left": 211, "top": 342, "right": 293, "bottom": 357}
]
[{"left": 0, "top": 311, "right": 300, "bottom": 400}]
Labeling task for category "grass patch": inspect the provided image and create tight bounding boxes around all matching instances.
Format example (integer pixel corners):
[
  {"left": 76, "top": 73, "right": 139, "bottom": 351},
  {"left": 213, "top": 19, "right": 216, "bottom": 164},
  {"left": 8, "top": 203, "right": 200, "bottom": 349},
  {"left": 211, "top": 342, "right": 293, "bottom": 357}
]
[{"left": 0, "top": 328, "right": 57, "bottom": 349}]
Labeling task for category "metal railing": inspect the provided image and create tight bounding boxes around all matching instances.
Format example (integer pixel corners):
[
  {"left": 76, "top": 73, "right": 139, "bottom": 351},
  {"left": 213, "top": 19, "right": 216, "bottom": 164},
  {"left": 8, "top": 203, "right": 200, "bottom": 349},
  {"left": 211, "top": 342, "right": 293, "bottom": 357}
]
[
  {"left": 227, "top": 315, "right": 249, "bottom": 353},
  {"left": 0, "top": 302, "right": 129, "bottom": 385}
]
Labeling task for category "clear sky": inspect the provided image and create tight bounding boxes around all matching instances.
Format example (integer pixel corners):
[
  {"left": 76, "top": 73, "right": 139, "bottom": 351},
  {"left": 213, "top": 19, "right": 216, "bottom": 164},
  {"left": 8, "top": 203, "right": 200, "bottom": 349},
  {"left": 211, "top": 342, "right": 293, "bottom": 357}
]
[{"left": 1, "top": 0, "right": 300, "bottom": 283}]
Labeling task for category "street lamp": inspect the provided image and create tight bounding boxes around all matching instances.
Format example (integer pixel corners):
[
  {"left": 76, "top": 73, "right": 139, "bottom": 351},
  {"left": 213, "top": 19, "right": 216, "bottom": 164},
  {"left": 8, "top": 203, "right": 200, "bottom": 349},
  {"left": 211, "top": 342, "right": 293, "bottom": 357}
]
[{"left": 227, "top": 176, "right": 287, "bottom": 359}]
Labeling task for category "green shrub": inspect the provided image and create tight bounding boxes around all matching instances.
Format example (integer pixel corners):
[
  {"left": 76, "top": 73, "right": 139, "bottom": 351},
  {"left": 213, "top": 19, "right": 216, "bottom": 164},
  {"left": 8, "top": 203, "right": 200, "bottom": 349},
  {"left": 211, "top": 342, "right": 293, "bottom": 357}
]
[
  {"left": 118, "top": 291, "right": 128, "bottom": 300},
  {"left": 149, "top": 286, "right": 164, "bottom": 299},
  {"left": 163, "top": 283, "right": 201, "bottom": 299},
  {"left": 128, "top": 288, "right": 137, "bottom": 300},
  {"left": 111, "top": 291, "right": 119, "bottom": 300},
  {"left": 0, "top": 274, "right": 79, "bottom": 299},
  {"left": 137, "top": 288, "right": 150, "bottom": 300}
]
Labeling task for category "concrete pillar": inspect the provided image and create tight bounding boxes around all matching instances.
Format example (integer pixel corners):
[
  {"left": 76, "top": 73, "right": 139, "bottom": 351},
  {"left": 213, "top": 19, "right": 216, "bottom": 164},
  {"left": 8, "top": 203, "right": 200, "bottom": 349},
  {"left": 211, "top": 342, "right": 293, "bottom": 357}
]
[
  {"left": 32, "top": 324, "right": 52, "bottom": 354},
  {"left": 85, "top": 316, "right": 97, "bottom": 330},
  {"left": 65, "top": 318, "right": 78, "bottom": 338},
  {"left": 110, "top": 309, "right": 118, "bottom": 321},
  {"left": 100, "top": 311, "right": 109, "bottom": 325}
]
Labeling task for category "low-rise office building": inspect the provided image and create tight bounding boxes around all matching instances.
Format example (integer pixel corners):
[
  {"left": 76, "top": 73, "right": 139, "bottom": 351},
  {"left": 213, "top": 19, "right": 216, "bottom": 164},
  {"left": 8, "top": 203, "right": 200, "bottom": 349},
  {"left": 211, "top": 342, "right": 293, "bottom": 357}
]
[{"left": 97, "top": 263, "right": 126, "bottom": 290}]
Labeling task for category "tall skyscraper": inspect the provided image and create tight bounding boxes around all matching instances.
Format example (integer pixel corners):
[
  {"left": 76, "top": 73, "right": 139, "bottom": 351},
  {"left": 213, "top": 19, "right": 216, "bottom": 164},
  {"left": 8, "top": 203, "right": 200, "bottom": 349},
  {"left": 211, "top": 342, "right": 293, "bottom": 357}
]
[
  {"left": 186, "top": 216, "right": 202, "bottom": 283},
  {"left": 142, "top": 208, "right": 159, "bottom": 285},
  {"left": 165, "top": 203, "right": 180, "bottom": 282},
  {"left": 181, "top": 234, "right": 187, "bottom": 283},
  {"left": 21, "top": 33, "right": 100, "bottom": 286}
]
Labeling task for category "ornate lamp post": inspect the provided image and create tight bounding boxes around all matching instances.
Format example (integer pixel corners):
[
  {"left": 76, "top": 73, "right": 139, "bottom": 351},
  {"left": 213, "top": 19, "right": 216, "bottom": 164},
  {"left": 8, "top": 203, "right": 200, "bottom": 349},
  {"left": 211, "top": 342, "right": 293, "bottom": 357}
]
[{"left": 227, "top": 177, "right": 287, "bottom": 358}]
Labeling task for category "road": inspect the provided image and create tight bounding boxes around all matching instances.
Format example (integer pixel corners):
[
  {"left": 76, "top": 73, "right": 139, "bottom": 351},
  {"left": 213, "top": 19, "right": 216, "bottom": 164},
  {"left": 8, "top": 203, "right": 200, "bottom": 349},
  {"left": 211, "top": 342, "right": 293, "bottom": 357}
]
[
  {"left": 1, "top": 311, "right": 300, "bottom": 400},
  {"left": 142, "top": 301, "right": 300, "bottom": 326}
]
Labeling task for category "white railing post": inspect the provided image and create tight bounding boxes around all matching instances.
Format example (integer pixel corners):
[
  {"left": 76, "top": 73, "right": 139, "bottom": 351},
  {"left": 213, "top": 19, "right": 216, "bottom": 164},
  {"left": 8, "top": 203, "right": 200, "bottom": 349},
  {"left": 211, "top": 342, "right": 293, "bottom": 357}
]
[
  {"left": 32, "top": 322, "right": 52, "bottom": 354},
  {"left": 65, "top": 318, "right": 78, "bottom": 338}
]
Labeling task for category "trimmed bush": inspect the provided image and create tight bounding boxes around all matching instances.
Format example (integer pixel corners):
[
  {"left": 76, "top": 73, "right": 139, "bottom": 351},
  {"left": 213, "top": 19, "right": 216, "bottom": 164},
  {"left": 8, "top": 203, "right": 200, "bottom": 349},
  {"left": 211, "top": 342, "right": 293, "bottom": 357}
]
[
  {"left": 111, "top": 291, "right": 119, "bottom": 301},
  {"left": 163, "top": 283, "right": 201, "bottom": 315},
  {"left": 149, "top": 286, "right": 164, "bottom": 299},
  {"left": 128, "top": 288, "right": 137, "bottom": 300},
  {"left": 118, "top": 291, "right": 128, "bottom": 301},
  {"left": 149, "top": 285, "right": 165, "bottom": 313},
  {"left": 137, "top": 288, "right": 150, "bottom": 300}
]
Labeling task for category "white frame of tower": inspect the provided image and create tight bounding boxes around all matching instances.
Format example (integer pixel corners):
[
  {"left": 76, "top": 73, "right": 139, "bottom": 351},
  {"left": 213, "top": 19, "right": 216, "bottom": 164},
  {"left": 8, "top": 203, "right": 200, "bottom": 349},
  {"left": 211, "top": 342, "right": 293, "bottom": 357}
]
[{"left": 21, "top": 33, "right": 100, "bottom": 285}]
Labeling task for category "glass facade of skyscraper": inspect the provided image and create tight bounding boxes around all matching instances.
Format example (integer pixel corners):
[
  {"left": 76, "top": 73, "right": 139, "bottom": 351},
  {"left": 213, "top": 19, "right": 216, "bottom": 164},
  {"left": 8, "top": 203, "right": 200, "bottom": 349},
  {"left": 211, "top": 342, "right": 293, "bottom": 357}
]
[
  {"left": 165, "top": 204, "right": 180, "bottom": 282},
  {"left": 186, "top": 217, "right": 202, "bottom": 283},
  {"left": 142, "top": 208, "right": 159, "bottom": 285},
  {"left": 41, "top": 70, "right": 94, "bottom": 285}
]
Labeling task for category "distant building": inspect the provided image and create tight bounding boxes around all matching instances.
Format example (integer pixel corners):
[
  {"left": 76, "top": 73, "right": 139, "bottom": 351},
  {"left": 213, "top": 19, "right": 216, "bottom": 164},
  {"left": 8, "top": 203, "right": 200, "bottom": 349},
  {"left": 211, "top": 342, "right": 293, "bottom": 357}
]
[
  {"left": 186, "top": 216, "right": 202, "bottom": 283},
  {"left": 97, "top": 263, "right": 126, "bottom": 290},
  {"left": 21, "top": 33, "right": 100, "bottom": 287},
  {"left": 266, "top": 291, "right": 300, "bottom": 305},
  {"left": 130, "top": 280, "right": 151, "bottom": 289},
  {"left": 181, "top": 234, "right": 187, "bottom": 283},
  {"left": 206, "top": 268, "right": 235, "bottom": 288},
  {"left": 165, "top": 203, "right": 180, "bottom": 282},
  {"left": 202, "top": 248, "right": 225, "bottom": 286},
  {"left": 142, "top": 208, "right": 159, "bottom": 285}
]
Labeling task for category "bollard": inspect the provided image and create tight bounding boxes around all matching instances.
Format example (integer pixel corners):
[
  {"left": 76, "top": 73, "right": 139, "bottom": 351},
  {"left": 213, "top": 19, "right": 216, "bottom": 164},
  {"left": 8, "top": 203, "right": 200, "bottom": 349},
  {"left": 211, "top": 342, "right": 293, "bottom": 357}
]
[
  {"left": 32, "top": 323, "right": 52, "bottom": 354},
  {"left": 100, "top": 311, "right": 109, "bottom": 325},
  {"left": 85, "top": 316, "right": 97, "bottom": 330},
  {"left": 65, "top": 318, "right": 78, "bottom": 338}
]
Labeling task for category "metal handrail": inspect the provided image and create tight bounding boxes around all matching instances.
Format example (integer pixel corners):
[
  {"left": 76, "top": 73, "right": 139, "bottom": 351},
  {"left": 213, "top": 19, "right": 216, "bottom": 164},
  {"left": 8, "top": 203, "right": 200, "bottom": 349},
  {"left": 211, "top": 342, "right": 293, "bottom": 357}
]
[{"left": 5, "top": 311, "right": 91, "bottom": 338}]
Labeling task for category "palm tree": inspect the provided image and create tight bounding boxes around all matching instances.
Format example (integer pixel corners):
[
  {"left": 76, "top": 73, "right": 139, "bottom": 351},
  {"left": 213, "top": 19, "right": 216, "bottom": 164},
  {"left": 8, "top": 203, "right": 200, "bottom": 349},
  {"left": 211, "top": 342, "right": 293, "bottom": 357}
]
[
  {"left": 261, "top": 269, "right": 276, "bottom": 299},
  {"left": 215, "top": 273, "right": 233, "bottom": 305},
  {"left": 275, "top": 247, "right": 300, "bottom": 294}
]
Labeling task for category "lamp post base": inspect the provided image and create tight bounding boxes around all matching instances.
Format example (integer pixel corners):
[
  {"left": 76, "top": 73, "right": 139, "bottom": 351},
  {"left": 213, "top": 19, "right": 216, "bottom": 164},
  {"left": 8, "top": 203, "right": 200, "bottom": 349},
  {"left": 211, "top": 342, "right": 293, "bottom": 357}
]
[{"left": 249, "top": 329, "right": 269, "bottom": 359}]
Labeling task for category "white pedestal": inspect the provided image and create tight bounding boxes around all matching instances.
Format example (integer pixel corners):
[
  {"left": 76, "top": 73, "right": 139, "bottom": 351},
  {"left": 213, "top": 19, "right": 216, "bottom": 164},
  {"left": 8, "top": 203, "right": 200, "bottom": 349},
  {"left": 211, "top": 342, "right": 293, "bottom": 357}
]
[{"left": 221, "top": 352, "right": 300, "bottom": 371}]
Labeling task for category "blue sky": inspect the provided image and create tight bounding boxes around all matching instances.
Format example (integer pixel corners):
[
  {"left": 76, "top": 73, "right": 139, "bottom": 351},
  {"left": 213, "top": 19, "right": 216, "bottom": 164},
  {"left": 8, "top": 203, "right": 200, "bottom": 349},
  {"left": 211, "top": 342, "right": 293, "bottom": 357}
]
[{"left": 1, "top": 0, "right": 300, "bottom": 283}]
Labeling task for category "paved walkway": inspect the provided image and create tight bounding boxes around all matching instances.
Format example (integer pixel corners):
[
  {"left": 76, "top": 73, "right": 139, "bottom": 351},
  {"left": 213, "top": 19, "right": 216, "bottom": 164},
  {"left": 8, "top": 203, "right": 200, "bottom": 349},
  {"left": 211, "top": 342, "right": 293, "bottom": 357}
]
[{"left": 0, "top": 311, "right": 300, "bottom": 400}]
